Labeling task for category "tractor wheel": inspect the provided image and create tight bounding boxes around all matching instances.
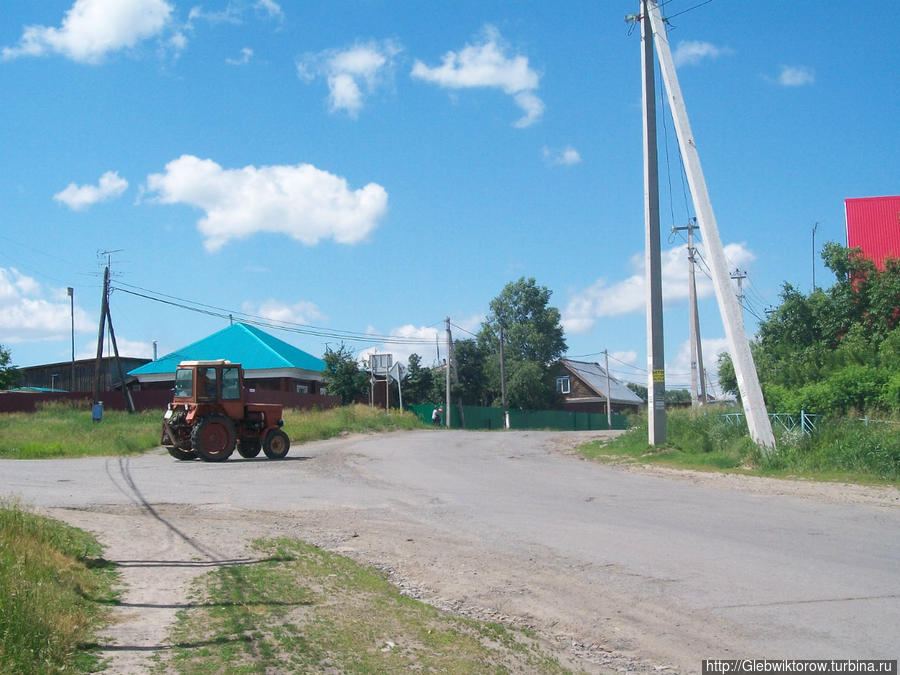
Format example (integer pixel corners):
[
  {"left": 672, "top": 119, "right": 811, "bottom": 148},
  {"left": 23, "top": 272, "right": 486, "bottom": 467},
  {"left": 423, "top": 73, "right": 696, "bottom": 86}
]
[
  {"left": 166, "top": 446, "right": 197, "bottom": 461},
  {"left": 262, "top": 429, "right": 290, "bottom": 459},
  {"left": 191, "top": 414, "right": 236, "bottom": 462},
  {"left": 237, "top": 439, "right": 261, "bottom": 459}
]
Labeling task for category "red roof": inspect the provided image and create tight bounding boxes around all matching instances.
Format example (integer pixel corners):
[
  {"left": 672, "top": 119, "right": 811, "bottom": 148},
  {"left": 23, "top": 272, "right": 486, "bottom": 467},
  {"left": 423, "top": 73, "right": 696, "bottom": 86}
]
[{"left": 845, "top": 196, "right": 900, "bottom": 269}]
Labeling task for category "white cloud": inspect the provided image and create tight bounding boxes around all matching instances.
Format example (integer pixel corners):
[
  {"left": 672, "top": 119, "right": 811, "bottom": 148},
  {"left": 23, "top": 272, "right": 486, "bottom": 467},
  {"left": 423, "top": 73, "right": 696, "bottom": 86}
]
[
  {"left": 543, "top": 145, "right": 582, "bottom": 167},
  {"left": 144, "top": 155, "right": 388, "bottom": 251},
  {"left": 226, "top": 46, "right": 253, "bottom": 65},
  {"left": 776, "top": 65, "right": 815, "bottom": 87},
  {"left": 0, "top": 268, "right": 93, "bottom": 344},
  {"left": 562, "top": 242, "right": 756, "bottom": 334},
  {"left": 411, "top": 25, "right": 544, "bottom": 128},
  {"left": 298, "top": 40, "right": 401, "bottom": 117},
  {"left": 673, "top": 40, "right": 732, "bottom": 67},
  {"left": 254, "top": 0, "right": 283, "bottom": 20},
  {"left": 2, "top": 0, "right": 172, "bottom": 63},
  {"left": 242, "top": 299, "right": 325, "bottom": 325},
  {"left": 53, "top": 171, "right": 128, "bottom": 210}
]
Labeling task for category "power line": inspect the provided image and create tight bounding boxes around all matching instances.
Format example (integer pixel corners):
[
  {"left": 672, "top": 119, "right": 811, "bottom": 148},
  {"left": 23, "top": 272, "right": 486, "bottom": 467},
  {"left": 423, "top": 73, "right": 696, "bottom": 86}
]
[{"left": 113, "top": 283, "right": 439, "bottom": 346}]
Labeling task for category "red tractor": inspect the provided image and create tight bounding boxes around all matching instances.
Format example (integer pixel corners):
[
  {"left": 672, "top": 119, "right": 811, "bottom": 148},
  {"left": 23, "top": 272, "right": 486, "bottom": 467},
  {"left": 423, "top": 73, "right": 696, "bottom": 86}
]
[{"left": 161, "top": 360, "right": 290, "bottom": 462}]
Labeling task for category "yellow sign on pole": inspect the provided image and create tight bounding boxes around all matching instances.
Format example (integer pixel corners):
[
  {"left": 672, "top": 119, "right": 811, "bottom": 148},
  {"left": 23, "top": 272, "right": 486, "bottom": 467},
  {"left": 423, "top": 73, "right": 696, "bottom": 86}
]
[{"left": 652, "top": 369, "right": 665, "bottom": 383}]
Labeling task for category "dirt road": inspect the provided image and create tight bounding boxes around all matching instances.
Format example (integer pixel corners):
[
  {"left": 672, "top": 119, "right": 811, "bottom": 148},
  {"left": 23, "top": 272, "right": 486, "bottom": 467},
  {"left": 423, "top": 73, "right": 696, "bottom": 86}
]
[{"left": 2, "top": 429, "right": 898, "bottom": 673}]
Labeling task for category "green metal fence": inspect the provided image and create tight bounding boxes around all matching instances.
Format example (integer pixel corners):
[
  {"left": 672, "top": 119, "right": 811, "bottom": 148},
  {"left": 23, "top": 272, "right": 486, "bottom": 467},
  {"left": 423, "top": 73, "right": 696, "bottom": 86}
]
[{"left": 409, "top": 404, "right": 628, "bottom": 431}]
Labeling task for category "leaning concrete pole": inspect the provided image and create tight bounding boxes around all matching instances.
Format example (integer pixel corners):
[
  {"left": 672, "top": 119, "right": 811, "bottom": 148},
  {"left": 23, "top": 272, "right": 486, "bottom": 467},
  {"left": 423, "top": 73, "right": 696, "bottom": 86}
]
[{"left": 645, "top": 1, "right": 775, "bottom": 449}]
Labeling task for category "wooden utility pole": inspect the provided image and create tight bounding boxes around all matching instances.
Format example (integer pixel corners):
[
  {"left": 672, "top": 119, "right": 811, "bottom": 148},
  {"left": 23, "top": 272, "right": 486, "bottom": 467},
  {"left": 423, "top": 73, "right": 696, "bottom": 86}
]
[
  {"left": 643, "top": 0, "right": 775, "bottom": 449},
  {"left": 91, "top": 266, "right": 135, "bottom": 413},
  {"left": 92, "top": 268, "right": 109, "bottom": 405},
  {"left": 641, "top": 0, "right": 666, "bottom": 445},
  {"left": 604, "top": 349, "right": 612, "bottom": 429},
  {"left": 68, "top": 286, "right": 75, "bottom": 391}
]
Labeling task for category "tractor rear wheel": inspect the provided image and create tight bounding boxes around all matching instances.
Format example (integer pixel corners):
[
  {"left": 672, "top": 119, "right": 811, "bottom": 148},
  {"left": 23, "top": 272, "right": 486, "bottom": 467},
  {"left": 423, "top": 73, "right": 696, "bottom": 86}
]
[
  {"left": 191, "top": 414, "right": 236, "bottom": 462},
  {"left": 237, "top": 439, "right": 261, "bottom": 458},
  {"left": 166, "top": 446, "right": 197, "bottom": 461},
  {"left": 263, "top": 429, "right": 290, "bottom": 459}
]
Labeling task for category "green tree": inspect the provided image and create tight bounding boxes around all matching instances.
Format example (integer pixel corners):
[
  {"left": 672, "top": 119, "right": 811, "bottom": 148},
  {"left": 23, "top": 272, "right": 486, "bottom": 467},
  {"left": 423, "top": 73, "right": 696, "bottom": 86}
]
[
  {"left": 452, "top": 339, "right": 489, "bottom": 405},
  {"left": 0, "top": 344, "right": 19, "bottom": 390},
  {"left": 718, "top": 242, "right": 900, "bottom": 413},
  {"left": 403, "top": 353, "right": 435, "bottom": 405},
  {"left": 626, "top": 381, "right": 647, "bottom": 402},
  {"left": 322, "top": 344, "right": 368, "bottom": 405},
  {"left": 479, "top": 277, "right": 567, "bottom": 364},
  {"left": 477, "top": 277, "right": 567, "bottom": 408}
]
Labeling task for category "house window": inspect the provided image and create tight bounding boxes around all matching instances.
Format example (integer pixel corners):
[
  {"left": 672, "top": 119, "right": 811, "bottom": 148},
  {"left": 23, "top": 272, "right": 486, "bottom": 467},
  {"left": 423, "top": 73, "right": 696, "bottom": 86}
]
[
  {"left": 295, "top": 384, "right": 308, "bottom": 394},
  {"left": 556, "top": 376, "right": 571, "bottom": 394}
]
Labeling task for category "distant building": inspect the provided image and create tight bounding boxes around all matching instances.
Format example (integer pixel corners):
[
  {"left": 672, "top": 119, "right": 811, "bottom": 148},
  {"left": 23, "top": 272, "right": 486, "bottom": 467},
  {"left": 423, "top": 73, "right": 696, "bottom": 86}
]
[
  {"left": 845, "top": 195, "right": 900, "bottom": 269},
  {"left": 129, "top": 322, "right": 327, "bottom": 394},
  {"left": 17, "top": 356, "right": 150, "bottom": 393},
  {"left": 550, "top": 359, "right": 644, "bottom": 415}
]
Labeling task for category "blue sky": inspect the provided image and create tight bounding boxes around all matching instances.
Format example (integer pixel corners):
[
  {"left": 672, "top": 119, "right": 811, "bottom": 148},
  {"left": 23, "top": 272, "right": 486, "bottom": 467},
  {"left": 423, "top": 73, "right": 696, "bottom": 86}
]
[{"left": 1, "top": 0, "right": 898, "bottom": 393}]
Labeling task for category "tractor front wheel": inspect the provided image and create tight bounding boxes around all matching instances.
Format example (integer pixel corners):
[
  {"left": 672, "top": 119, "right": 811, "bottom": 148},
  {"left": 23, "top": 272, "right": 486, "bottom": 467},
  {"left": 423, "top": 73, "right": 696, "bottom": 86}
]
[
  {"left": 191, "top": 414, "right": 236, "bottom": 462},
  {"left": 166, "top": 446, "right": 197, "bottom": 461},
  {"left": 237, "top": 438, "right": 261, "bottom": 459},
  {"left": 263, "top": 429, "right": 290, "bottom": 459}
]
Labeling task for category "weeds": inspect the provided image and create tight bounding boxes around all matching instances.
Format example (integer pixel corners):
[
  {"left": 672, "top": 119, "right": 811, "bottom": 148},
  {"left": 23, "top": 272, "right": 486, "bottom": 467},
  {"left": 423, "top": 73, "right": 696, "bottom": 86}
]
[
  {"left": 158, "top": 538, "right": 564, "bottom": 674},
  {"left": 0, "top": 501, "right": 118, "bottom": 674},
  {"left": 582, "top": 407, "right": 900, "bottom": 483},
  {"left": 0, "top": 402, "right": 426, "bottom": 460}
]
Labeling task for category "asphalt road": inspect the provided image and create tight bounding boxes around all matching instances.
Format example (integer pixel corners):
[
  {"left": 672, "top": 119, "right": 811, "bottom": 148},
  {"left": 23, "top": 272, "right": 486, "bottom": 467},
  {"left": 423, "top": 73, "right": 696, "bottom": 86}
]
[{"left": 1, "top": 429, "right": 897, "bottom": 671}]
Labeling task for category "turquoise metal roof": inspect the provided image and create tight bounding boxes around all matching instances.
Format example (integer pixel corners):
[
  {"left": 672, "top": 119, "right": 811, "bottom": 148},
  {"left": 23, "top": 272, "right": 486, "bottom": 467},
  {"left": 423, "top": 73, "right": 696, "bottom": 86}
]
[{"left": 129, "top": 323, "right": 325, "bottom": 376}]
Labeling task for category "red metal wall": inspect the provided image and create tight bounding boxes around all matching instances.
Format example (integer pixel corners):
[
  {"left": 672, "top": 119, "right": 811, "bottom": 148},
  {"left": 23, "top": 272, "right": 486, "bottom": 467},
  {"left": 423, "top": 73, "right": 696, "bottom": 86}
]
[{"left": 845, "top": 196, "right": 900, "bottom": 269}]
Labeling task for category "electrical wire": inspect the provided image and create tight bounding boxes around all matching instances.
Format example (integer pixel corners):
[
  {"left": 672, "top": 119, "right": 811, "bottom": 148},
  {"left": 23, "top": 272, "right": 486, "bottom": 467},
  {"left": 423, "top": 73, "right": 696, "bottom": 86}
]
[{"left": 112, "top": 283, "right": 439, "bottom": 346}]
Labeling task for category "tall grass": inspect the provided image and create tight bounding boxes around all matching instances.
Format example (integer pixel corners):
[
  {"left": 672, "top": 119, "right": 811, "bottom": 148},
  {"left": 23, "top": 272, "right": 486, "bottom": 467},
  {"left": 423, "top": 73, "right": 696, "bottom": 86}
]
[
  {"left": 582, "top": 407, "right": 900, "bottom": 483},
  {"left": 283, "top": 404, "right": 427, "bottom": 444},
  {"left": 0, "top": 402, "right": 427, "bottom": 460},
  {"left": 0, "top": 501, "right": 118, "bottom": 674},
  {"left": 0, "top": 402, "right": 161, "bottom": 459}
]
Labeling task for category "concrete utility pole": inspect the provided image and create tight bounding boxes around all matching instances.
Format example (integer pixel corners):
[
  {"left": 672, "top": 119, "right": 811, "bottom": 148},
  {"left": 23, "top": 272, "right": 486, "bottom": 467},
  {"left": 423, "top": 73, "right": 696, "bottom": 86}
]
[
  {"left": 499, "top": 325, "right": 508, "bottom": 429},
  {"left": 445, "top": 317, "right": 452, "bottom": 429},
  {"left": 673, "top": 220, "right": 707, "bottom": 407},
  {"left": 641, "top": 0, "right": 666, "bottom": 445},
  {"left": 730, "top": 268, "right": 747, "bottom": 327},
  {"left": 643, "top": 0, "right": 775, "bottom": 449}
]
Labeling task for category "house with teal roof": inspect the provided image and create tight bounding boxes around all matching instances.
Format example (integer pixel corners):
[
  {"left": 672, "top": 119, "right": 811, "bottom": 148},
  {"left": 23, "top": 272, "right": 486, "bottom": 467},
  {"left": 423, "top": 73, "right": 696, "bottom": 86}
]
[{"left": 129, "top": 323, "right": 327, "bottom": 395}]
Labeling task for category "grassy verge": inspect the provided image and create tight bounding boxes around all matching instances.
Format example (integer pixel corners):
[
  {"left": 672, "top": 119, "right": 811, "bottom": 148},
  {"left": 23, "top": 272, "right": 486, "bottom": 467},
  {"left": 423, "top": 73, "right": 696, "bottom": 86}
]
[
  {"left": 579, "top": 407, "right": 900, "bottom": 485},
  {"left": 282, "top": 404, "right": 427, "bottom": 444},
  {"left": 0, "top": 401, "right": 161, "bottom": 459},
  {"left": 0, "top": 501, "right": 119, "bottom": 674},
  {"left": 0, "top": 402, "right": 427, "bottom": 460},
  {"left": 155, "top": 538, "right": 566, "bottom": 674}
]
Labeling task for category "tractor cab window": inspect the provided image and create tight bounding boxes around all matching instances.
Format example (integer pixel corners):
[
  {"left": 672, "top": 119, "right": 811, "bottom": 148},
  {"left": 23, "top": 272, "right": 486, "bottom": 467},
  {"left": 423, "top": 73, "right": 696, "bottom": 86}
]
[
  {"left": 199, "top": 367, "right": 218, "bottom": 399},
  {"left": 174, "top": 368, "right": 193, "bottom": 398},
  {"left": 222, "top": 367, "right": 240, "bottom": 400}
]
